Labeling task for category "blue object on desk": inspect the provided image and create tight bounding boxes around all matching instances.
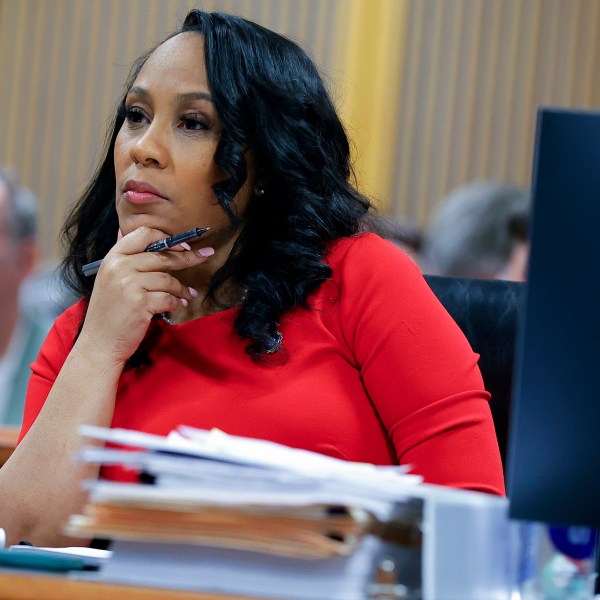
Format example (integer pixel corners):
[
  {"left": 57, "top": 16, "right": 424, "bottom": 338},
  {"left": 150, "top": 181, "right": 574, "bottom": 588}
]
[
  {"left": 0, "top": 548, "right": 89, "bottom": 572},
  {"left": 548, "top": 526, "right": 596, "bottom": 561}
]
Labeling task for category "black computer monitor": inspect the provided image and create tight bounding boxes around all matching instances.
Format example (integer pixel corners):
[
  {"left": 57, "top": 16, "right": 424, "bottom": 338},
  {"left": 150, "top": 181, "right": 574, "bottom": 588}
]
[{"left": 507, "top": 107, "right": 600, "bottom": 527}]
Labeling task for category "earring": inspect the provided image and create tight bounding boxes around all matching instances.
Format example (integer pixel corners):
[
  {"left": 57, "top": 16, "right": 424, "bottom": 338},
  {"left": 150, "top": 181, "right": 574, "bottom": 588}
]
[
  {"left": 265, "top": 330, "right": 283, "bottom": 354},
  {"left": 255, "top": 187, "right": 265, "bottom": 197}
]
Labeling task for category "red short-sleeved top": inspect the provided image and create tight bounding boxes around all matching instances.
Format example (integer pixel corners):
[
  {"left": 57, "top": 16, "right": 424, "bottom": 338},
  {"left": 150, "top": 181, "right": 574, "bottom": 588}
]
[{"left": 20, "top": 234, "right": 505, "bottom": 495}]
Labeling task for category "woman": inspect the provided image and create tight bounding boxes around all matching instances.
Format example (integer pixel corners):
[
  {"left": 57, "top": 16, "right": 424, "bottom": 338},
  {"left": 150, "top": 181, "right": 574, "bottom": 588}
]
[{"left": 1, "top": 10, "right": 504, "bottom": 546}]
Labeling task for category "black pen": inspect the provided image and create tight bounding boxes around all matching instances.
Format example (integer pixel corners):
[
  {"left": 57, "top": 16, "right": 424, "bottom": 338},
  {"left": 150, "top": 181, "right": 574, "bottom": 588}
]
[{"left": 81, "top": 227, "right": 210, "bottom": 277}]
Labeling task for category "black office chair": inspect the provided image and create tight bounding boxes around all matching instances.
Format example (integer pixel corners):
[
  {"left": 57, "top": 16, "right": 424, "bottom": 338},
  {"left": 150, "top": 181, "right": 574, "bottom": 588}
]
[{"left": 424, "top": 275, "right": 525, "bottom": 469}]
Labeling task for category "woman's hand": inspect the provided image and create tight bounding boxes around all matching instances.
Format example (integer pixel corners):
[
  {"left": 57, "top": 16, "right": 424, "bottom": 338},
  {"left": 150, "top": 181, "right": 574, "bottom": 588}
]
[{"left": 79, "top": 226, "right": 213, "bottom": 366}]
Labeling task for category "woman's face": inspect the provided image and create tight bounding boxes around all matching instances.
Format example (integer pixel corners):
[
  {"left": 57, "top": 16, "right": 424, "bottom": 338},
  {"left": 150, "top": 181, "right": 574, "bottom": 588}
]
[{"left": 114, "top": 32, "right": 251, "bottom": 251}]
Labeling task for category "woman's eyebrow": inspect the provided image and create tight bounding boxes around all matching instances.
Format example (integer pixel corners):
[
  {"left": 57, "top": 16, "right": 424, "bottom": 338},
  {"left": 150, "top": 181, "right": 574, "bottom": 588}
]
[
  {"left": 128, "top": 85, "right": 150, "bottom": 99},
  {"left": 175, "top": 91, "right": 213, "bottom": 103},
  {"left": 127, "top": 87, "right": 212, "bottom": 105}
]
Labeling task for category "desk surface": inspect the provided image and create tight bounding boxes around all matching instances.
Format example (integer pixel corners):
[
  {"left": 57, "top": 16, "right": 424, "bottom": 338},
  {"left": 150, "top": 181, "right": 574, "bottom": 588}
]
[{"left": 0, "top": 571, "right": 250, "bottom": 600}]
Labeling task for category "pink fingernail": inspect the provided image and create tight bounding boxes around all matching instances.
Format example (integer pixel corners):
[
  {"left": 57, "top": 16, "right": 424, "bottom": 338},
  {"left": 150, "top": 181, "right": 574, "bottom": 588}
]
[
  {"left": 188, "top": 287, "right": 199, "bottom": 298},
  {"left": 181, "top": 298, "right": 189, "bottom": 307},
  {"left": 180, "top": 242, "right": 191, "bottom": 251},
  {"left": 196, "top": 247, "right": 215, "bottom": 257}
]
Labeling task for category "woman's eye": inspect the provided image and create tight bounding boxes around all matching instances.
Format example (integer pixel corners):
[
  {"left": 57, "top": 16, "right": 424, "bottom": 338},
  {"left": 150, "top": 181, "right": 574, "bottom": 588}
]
[
  {"left": 117, "top": 104, "right": 148, "bottom": 127},
  {"left": 125, "top": 107, "right": 148, "bottom": 125},
  {"left": 180, "top": 115, "right": 207, "bottom": 131}
]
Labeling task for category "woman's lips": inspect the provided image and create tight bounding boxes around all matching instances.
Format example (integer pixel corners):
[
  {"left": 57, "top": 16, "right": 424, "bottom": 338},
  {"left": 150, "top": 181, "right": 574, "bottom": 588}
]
[
  {"left": 123, "top": 181, "right": 168, "bottom": 204},
  {"left": 124, "top": 190, "right": 167, "bottom": 204}
]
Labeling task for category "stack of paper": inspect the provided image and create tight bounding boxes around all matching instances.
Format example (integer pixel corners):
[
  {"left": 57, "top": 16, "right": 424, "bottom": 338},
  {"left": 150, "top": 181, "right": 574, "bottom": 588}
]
[{"left": 68, "top": 425, "right": 425, "bottom": 599}]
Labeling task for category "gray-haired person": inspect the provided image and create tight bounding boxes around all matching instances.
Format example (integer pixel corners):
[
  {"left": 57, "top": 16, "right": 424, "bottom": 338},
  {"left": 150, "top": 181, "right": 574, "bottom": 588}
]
[
  {"left": 422, "top": 181, "right": 530, "bottom": 281},
  {"left": 0, "top": 169, "right": 55, "bottom": 425}
]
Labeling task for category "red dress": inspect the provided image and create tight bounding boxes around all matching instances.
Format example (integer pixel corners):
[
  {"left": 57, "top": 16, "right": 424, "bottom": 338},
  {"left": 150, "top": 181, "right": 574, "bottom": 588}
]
[{"left": 19, "top": 234, "right": 505, "bottom": 495}]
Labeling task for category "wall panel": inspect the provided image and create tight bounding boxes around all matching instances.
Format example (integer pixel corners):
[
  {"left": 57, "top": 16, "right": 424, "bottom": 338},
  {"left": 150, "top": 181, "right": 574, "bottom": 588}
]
[{"left": 390, "top": 0, "right": 600, "bottom": 223}]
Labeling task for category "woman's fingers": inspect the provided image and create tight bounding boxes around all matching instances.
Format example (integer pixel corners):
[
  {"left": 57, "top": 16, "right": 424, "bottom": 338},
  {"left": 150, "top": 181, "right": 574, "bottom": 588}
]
[
  {"left": 143, "top": 290, "right": 197, "bottom": 316},
  {"left": 112, "top": 225, "right": 214, "bottom": 264},
  {"left": 139, "top": 271, "right": 199, "bottom": 303},
  {"left": 112, "top": 226, "right": 168, "bottom": 254},
  {"left": 132, "top": 245, "right": 215, "bottom": 273},
  {"left": 99, "top": 225, "right": 214, "bottom": 276},
  {"left": 83, "top": 226, "right": 213, "bottom": 364},
  {"left": 115, "top": 226, "right": 209, "bottom": 255},
  {"left": 99, "top": 246, "right": 214, "bottom": 281}
]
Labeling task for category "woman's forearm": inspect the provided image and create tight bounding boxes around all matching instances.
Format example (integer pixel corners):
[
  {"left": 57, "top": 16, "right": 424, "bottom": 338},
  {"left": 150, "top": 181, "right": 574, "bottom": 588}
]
[
  {"left": 0, "top": 229, "right": 212, "bottom": 546},
  {"left": 0, "top": 333, "right": 125, "bottom": 546}
]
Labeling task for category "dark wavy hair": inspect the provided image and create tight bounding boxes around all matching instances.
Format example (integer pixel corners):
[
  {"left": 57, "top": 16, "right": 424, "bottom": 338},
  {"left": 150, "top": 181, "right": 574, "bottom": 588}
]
[{"left": 61, "top": 10, "right": 370, "bottom": 361}]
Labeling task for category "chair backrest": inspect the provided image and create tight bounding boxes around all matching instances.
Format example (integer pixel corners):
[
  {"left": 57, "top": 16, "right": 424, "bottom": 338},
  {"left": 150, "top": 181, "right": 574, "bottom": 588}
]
[{"left": 424, "top": 275, "right": 525, "bottom": 469}]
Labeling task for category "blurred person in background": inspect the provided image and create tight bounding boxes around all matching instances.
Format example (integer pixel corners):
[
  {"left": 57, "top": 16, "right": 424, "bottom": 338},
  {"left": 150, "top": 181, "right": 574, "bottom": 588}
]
[
  {"left": 0, "top": 168, "right": 61, "bottom": 425},
  {"left": 421, "top": 181, "right": 530, "bottom": 281}
]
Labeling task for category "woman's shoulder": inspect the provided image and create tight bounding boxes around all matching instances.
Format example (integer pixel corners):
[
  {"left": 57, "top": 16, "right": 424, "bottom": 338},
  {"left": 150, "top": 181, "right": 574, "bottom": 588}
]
[
  {"left": 326, "top": 233, "right": 420, "bottom": 276},
  {"left": 321, "top": 233, "right": 438, "bottom": 314}
]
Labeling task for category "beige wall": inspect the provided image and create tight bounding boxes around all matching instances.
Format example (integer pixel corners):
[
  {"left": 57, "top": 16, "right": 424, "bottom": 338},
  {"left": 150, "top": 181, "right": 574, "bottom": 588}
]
[
  {"left": 390, "top": 0, "right": 600, "bottom": 223},
  {"left": 1, "top": 0, "right": 599, "bottom": 259}
]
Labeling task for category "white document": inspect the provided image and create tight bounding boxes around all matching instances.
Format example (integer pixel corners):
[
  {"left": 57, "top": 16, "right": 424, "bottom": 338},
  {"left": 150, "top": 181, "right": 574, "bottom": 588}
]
[
  {"left": 78, "top": 425, "right": 422, "bottom": 520},
  {"left": 80, "top": 424, "right": 416, "bottom": 475}
]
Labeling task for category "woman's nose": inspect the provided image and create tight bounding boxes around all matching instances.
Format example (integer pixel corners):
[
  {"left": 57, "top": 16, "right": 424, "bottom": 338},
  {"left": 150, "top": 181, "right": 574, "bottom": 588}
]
[{"left": 129, "top": 123, "right": 169, "bottom": 167}]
